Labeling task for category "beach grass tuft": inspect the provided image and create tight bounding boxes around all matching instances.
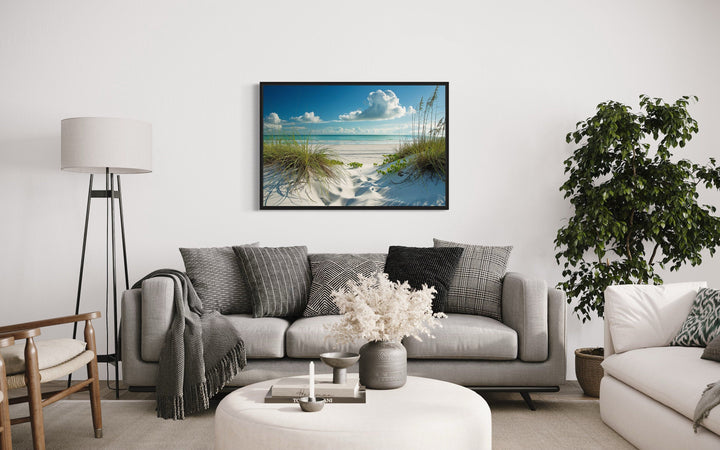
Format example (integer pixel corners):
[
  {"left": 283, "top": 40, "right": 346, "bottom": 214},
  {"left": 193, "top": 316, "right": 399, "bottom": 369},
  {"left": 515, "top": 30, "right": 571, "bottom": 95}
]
[
  {"left": 263, "top": 135, "right": 344, "bottom": 194},
  {"left": 381, "top": 86, "right": 446, "bottom": 180}
]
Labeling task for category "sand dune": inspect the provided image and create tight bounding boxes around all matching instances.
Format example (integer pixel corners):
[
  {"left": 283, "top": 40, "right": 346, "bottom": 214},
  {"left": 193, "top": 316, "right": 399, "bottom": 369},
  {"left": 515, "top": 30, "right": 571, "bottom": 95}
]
[{"left": 262, "top": 143, "right": 446, "bottom": 207}]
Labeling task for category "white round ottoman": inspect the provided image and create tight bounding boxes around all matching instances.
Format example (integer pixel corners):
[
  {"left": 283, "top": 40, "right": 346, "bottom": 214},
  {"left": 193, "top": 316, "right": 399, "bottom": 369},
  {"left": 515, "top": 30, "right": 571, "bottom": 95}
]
[{"left": 215, "top": 375, "right": 491, "bottom": 450}]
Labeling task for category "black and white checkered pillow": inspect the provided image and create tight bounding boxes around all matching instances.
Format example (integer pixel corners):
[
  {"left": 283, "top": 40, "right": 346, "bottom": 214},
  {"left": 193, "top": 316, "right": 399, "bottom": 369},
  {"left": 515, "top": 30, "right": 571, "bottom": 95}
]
[
  {"left": 433, "top": 239, "right": 512, "bottom": 321},
  {"left": 303, "top": 254, "right": 387, "bottom": 317}
]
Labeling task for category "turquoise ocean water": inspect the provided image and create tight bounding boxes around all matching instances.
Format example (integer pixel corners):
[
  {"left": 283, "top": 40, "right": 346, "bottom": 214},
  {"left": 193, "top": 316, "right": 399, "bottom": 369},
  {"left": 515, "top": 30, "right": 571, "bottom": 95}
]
[{"left": 264, "top": 134, "right": 412, "bottom": 146}]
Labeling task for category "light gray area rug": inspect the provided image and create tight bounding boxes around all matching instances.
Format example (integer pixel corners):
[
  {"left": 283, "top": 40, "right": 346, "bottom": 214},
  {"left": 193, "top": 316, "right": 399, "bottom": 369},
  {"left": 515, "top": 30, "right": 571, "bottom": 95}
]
[{"left": 9, "top": 397, "right": 633, "bottom": 449}]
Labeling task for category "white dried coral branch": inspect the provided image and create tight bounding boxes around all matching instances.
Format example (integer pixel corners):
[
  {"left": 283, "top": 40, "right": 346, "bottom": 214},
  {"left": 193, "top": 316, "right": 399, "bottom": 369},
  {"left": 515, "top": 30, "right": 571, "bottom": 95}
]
[{"left": 326, "top": 272, "right": 446, "bottom": 344}]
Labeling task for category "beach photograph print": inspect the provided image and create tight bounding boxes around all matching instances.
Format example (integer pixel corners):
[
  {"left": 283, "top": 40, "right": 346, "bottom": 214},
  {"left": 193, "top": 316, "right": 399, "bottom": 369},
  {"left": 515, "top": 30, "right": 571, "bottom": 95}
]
[{"left": 260, "top": 82, "right": 448, "bottom": 209}]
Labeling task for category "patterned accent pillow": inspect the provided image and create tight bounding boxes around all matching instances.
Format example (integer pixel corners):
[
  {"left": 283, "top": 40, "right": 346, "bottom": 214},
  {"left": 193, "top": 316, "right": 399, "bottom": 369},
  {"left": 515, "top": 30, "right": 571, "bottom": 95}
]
[
  {"left": 303, "top": 254, "right": 387, "bottom": 317},
  {"left": 233, "top": 246, "right": 311, "bottom": 318},
  {"left": 384, "top": 246, "right": 463, "bottom": 313},
  {"left": 179, "top": 243, "right": 258, "bottom": 314},
  {"left": 671, "top": 288, "right": 720, "bottom": 347},
  {"left": 433, "top": 239, "right": 512, "bottom": 321}
]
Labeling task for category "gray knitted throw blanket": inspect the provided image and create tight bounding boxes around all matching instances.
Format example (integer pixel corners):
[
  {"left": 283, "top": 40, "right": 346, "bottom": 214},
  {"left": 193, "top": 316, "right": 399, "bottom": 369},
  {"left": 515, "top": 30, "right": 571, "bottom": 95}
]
[
  {"left": 695, "top": 381, "right": 720, "bottom": 432},
  {"left": 133, "top": 269, "right": 246, "bottom": 420}
]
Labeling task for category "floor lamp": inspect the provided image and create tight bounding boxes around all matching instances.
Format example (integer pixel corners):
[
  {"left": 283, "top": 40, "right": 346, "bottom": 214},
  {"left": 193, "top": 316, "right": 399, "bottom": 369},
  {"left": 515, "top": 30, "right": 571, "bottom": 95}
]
[{"left": 61, "top": 117, "right": 152, "bottom": 399}]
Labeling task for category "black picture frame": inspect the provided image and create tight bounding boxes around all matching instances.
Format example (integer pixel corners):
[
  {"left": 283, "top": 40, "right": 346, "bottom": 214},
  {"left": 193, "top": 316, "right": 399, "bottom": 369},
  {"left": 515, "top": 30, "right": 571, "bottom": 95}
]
[{"left": 259, "top": 81, "right": 449, "bottom": 210}]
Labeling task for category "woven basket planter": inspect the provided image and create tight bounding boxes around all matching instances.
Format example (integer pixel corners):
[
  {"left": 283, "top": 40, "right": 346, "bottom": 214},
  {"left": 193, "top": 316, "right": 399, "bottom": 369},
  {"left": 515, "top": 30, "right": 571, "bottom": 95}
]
[{"left": 575, "top": 347, "right": 604, "bottom": 398}]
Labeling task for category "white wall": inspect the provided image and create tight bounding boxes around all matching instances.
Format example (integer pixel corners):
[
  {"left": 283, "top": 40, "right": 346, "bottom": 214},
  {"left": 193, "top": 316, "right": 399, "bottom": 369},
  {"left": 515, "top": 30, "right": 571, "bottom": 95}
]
[{"left": 2, "top": 0, "right": 720, "bottom": 380}]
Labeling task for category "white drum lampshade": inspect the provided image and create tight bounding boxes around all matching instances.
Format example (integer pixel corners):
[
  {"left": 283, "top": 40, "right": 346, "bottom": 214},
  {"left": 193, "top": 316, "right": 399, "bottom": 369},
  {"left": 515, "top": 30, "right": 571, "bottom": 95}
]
[{"left": 61, "top": 117, "right": 152, "bottom": 174}]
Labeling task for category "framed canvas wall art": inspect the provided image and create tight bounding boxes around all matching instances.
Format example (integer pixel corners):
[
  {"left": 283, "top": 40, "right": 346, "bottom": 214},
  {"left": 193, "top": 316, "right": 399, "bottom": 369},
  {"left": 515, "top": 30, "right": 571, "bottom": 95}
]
[{"left": 260, "top": 82, "right": 449, "bottom": 209}]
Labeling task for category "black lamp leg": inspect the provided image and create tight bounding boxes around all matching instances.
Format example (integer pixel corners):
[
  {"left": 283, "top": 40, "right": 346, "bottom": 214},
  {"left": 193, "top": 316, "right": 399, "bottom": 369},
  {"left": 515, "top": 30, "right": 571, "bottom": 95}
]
[
  {"left": 69, "top": 174, "right": 94, "bottom": 388},
  {"left": 117, "top": 176, "right": 130, "bottom": 291},
  {"left": 109, "top": 172, "right": 120, "bottom": 399},
  {"left": 70, "top": 171, "right": 127, "bottom": 398}
]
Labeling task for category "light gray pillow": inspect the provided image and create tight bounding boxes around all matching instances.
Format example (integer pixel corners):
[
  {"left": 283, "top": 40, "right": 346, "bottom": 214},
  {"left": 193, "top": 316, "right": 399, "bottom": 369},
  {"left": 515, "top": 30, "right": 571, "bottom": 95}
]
[
  {"left": 433, "top": 238, "right": 512, "bottom": 321},
  {"left": 303, "top": 253, "right": 387, "bottom": 317},
  {"left": 233, "top": 246, "right": 311, "bottom": 318},
  {"left": 702, "top": 333, "right": 720, "bottom": 362},
  {"left": 179, "top": 243, "right": 258, "bottom": 314}
]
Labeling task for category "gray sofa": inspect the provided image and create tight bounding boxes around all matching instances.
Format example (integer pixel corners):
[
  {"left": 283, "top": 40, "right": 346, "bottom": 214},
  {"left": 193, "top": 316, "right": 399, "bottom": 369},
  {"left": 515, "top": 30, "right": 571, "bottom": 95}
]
[{"left": 121, "top": 271, "right": 566, "bottom": 408}]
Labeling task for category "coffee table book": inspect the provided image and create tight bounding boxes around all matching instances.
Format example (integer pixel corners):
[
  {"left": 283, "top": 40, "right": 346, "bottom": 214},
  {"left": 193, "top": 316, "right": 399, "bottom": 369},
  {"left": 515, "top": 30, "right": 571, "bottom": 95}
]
[
  {"left": 270, "top": 373, "right": 359, "bottom": 397},
  {"left": 264, "top": 386, "right": 367, "bottom": 404}
]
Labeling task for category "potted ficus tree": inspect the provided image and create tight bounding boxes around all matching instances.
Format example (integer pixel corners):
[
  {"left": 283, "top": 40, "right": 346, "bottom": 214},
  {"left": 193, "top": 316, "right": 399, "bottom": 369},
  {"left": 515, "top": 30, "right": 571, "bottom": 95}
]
[{"left": 555, "top": 94, "right": 720, "bottom": 396}]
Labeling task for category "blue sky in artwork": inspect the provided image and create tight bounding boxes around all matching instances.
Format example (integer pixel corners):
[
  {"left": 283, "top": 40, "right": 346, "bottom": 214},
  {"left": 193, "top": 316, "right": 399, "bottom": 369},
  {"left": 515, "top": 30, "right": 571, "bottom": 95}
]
[{"left": 262, "top": 84, "right": 446, "bottom": 136}]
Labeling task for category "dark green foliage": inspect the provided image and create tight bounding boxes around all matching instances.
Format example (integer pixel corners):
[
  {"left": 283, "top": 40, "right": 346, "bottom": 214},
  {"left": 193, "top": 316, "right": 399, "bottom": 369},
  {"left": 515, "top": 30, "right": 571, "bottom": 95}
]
[{"left": 555, "top": 95, "right": 720, "bottom": 322}]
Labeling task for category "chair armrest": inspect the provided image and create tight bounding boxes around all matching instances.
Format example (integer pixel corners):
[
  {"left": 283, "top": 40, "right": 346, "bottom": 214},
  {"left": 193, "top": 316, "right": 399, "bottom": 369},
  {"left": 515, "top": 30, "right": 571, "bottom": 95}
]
[
  {"left": 0, "top": 336, "right": 15, "bottom": 347},
  {"left": 0, "top": 312, "right": 100, "bottom": 334},
  {"left": 0, "top": 328, "right": 41, "bottom": 341},
  {"left": 502, "top": 272, "right": 549, "bottom": 362}
]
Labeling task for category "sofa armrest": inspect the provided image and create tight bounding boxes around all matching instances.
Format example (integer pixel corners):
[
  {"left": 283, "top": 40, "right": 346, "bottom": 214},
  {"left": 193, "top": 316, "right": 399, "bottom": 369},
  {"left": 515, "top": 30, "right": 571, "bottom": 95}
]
[
  {"left": 502, "top": 272, "right": 549, "bottom": 362},
  {"left": 139, "top": 277, "right": 175, "bottom": 362},
  {"left": 121, "top": 288, "right": 160, "bottom": 387}
]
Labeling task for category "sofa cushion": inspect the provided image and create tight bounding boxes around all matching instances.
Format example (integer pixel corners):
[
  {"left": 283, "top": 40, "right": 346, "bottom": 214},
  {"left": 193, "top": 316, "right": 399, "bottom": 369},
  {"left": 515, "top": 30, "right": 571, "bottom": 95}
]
[
  {"left": 602, "top": 346, "right": 720, "bottom": 435},
  {"left": 604, "top": 282, "right": 706, "bottom": 354},
  {"left": 671, "top": 288, "right": 720, "bottom": 347},
  {"left": 403, "top": 313, "right": 517, "bottom": 360},
  {"left": 233, "top": 246, "right": 311, "bottom": 318},
  {"left": 179, "top": 243, "right": 258, "bottom": 314},
  {"left": 303, "top": 253, "right": 387, "bottom": 317},
  {"left": 286, "top": 316, "right": 366, "bottom": 358},
  {"left": 223, "top": 314, "right": 291, "bottom": 359},
  {"left": 434, "top": 239, "right": 512, "bottom": 321},
  {"left": 384, "top": 246, "right": 463, "bottom": 313}
]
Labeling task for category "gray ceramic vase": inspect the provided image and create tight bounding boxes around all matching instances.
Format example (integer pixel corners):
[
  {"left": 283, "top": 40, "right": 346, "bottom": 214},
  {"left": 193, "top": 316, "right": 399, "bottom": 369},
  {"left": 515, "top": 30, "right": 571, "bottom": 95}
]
[{"left": 359, "top": 340, "right": 407, "bottom": 389}]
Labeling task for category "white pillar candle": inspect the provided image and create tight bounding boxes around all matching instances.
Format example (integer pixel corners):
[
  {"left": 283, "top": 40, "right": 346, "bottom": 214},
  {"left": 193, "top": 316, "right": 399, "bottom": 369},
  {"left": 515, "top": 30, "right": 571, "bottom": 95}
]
[{"left": 309, "top": 361, "right": 315, "bottom": 400}]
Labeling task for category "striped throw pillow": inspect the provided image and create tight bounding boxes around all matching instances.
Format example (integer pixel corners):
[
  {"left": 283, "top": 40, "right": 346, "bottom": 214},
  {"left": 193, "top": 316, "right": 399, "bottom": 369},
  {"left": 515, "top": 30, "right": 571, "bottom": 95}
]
[{"left": 233, "top": 246, "right": 311, "bottom": 318}]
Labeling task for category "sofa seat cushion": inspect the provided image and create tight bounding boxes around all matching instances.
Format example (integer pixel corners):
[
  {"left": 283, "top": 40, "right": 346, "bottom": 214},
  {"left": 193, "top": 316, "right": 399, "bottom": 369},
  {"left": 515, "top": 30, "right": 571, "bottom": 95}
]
[
  {"left": 286, "top": 316, "right": 366, "bottom": 358},
  {"left": 403, "top": 313, "right": 517, "bottom": 360},
  {"left": 223, "top": 314, "right": 290, "bottom": 359},
  {"left": 602, "top": 346, "right": 720, "bottom": 435}
]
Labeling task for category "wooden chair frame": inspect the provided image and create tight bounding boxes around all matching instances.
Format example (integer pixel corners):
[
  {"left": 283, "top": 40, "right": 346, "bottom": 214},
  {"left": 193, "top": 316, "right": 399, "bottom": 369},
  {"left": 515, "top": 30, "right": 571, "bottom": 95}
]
[
  {"left": 0, "top": 336, "right": 13, "bottom": 450},
  {"left": 0, "top": 312, "right": 102, "bottom": 450}
]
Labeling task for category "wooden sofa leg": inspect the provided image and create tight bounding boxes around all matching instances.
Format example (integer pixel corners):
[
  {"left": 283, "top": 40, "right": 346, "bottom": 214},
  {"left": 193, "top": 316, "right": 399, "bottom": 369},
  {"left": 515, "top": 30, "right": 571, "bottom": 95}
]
[
  {"left": 25, "top": 337, "right": 45, "bottom": 450},
  {"left": 85, "top": 320, "right": 103, "bottom": 438}
]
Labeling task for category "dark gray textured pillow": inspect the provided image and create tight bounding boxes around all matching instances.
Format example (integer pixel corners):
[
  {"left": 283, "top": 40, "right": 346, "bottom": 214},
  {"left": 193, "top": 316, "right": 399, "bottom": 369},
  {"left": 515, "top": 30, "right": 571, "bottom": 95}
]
[
  {"left": 303, "top": 253, "right": 387, "bottom": 317},
  {"left": 702, "top": 333, "right": 720, "bottom": 362},
  {"left": 671, "top": 288, "right": 720, "bottom": 347},
  {"left": 233, "top": 246, "right": 311, "bottom": 318},
  {"left": 384, "top": 246, "right": 463, "bottom": 313},
  {"left": 433, "top": 239, "right": 512, "bottom": 321},
  {"left": 179, "top": 243, "right": 258, "bottom": 314}
]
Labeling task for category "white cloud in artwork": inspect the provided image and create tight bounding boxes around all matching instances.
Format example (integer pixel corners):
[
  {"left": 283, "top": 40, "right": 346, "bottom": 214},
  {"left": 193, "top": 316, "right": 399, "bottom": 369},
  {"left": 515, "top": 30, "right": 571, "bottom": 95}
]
[
  {"left": 339, "top": 90, "right": 408, "bottom": 121},
  {"left": 291, "top": 111, "right": 322, "bottom": 123},
  {"left": 264, "top": 112, "right": 283, "bottom": 131},
  {"left": 266, "top": 112, "right": 282, "bottom": 124}
]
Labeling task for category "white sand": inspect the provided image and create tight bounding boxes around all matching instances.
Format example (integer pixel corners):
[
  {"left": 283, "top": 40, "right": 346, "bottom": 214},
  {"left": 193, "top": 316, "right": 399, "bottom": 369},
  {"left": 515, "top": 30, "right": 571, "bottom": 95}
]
[{"left": 263, "top": 144, "right": 446, "bottom": 207}]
